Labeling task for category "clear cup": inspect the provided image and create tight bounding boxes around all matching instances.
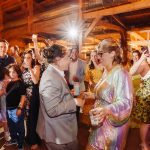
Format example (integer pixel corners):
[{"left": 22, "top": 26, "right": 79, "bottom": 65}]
[
  {"left": 89, "top": 107, "right": 103, "bottom": 129},
  {"left": 74, "top": 82, "right": 80, "bottom": 96}
]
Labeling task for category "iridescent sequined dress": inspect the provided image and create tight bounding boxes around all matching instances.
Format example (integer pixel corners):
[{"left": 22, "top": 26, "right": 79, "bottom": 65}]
[{"left": 89, "top": 66, "right": 133, "bottom": 150}]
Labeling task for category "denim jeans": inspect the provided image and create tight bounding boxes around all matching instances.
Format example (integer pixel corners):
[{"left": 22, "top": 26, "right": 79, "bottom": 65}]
[{"left": 7, "top": 109, "right": 25, "bottom": 148}]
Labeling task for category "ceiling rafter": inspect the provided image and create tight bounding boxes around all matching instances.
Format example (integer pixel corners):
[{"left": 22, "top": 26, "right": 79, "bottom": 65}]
[
  {"left": 83, "top": 0, "right": 150, "bottom": 19},
  {"left": 84, "top": 16, "right": 102, "bottom": 39}
]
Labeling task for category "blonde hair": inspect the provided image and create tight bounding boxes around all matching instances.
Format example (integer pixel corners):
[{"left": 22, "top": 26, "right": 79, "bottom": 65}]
[{"left": 98, "top": 38, "right": 123, "bottom": 64}]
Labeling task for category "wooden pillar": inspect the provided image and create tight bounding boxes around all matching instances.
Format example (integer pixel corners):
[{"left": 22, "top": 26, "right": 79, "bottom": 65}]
[
  {"left": 120, "top": 31, "right": 128, "bottom": 66},
  {"left": 78, "top": 0, "right": 82, "bottom": 52},
  {"left": 0, "top": 7, "right": 3, "bottom": 38},
  {"left": 27, "top": 0, "right": 33, "bottom": 33}
]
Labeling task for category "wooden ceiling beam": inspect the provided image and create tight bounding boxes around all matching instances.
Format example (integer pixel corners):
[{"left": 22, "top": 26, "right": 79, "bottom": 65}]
[
  {"left": 1, "top": 0, "right": 26, "bottom": 12},
  {"left": 0, "top": 7, "right": 3, "bottom": 38},
  {"left": 84, "top": 16, "right": 102, "bottom": 39},
  {"left": 111, "top": 15, "right": 127, "bottom": 30},
  {"left": 83, "top": 0, "right": 150, "bottom": 19},
  {"left": 128, "top": 31, "right": 145, "bottom": 40},
  {"left": 4, "top": 8, "right": 77, "bottom": 30},
  {"left": 27, "top": 0, "right": 33, "bottom": 33},
  {"left": 128, "top": 40, "right": 150, "bottom": 46},
  {"left": 96, "top": 20, "right": 124, "bottom": 32},
  {"left": 90, "top": 33, "right": 121, "bottom": 40},
  {"left": 33, "top": 4, "right": 78, "bottom": 22},
  {"left": 3, "top": 17, "right": 67, "bottom": 39},
  {"left": 3, "top": 1, "right": 78, "bottom": 26},
  {"left": 130, "top": 27, "right": 150, "bottom": 32},
  {"left": 86, "top": 37, "right": 99, "bottom": 43}
]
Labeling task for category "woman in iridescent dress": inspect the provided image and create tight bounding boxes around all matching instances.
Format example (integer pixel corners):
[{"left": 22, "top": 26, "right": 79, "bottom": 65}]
[
  {"left": 130, "top": 47, "right": 150, "bottom": 150},
  {"left": 85, "top": 38, "right": 133, "bottom": 150}
]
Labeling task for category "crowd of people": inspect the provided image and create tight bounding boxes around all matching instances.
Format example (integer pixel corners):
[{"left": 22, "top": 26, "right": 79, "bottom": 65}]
[{"left": 0, "top": 37, "right": 149, "bottom": 150}]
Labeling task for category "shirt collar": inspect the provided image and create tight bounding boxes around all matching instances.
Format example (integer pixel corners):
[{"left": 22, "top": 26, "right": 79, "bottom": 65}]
[{"left": 49, "top": 64, "right": 65, "bottom": 78}]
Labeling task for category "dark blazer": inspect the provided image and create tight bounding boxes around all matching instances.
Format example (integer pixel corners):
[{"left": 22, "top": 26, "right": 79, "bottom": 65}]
[{"left": 36, "top": 65, "right": 77, "bottom": 144}]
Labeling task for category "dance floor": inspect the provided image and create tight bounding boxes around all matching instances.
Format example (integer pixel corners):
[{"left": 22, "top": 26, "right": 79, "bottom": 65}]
[
  {"left": 0, "top": 123, "right": 146, "bottom": 150},
  {"left": 0, "top": 118, "right": 149, "bottom": 150}
]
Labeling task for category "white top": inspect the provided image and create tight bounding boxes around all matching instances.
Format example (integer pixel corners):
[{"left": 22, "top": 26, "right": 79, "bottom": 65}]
[
  {"left": 49, "top": 64, "right": 65, "bottom": 78},
  {"left": 69, "top": 60, "right": 78, "bottom": 85}
]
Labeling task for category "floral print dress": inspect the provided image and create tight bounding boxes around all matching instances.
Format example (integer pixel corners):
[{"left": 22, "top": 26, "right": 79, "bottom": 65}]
[
  {"left": 132, "top": 70, "right": 150, "bottom": 123},
  {"left": 22, "top": 69, "right": 33, "bottom": 113}
]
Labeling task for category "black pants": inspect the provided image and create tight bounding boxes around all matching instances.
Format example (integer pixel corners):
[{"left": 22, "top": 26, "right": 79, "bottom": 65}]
[
  {"left": 26, "top": 85, "right": 40, "bottom": 145},
  {"left": 7, "top": 110, "right": 25, "bottom": 148}
]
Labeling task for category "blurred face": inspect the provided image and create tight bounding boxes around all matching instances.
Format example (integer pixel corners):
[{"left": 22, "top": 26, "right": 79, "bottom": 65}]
[
  {"left": 132, "top": 52, "right": 140, "bottom": 63},
  {"left": 97, "top": 53, "right": 102, "bottom": 63},
  {"left": 90, "top": 51, "right": 98, "bottom": 63},
  {"left": 9, "top": 67, "right": 18, "bottom": 80},
  {"left": 23, "top": 53, "right": 32, "bottom": 66},
  {"left": 10, "top": 47, "right": 15, "bottom": 55},
  {"left": 0, "top": 42, "right": 8, "bottom": 57},
  {"left": 69, "top": 49, "right": 79, "bottom": 61},
  {"left": 57, "top": 52, "right": 71, "bottom": 71},
  {"left": 101, "top": 51, "right": 114, "bottom": 67}
]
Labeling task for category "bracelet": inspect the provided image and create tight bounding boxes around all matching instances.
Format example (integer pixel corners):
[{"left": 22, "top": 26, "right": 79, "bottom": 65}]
[{"left": 17, "top": 106, "right": 22, "bottom": 110}]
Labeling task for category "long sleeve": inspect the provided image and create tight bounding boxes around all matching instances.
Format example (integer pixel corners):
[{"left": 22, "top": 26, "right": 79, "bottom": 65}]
[
  {"left": 107, "top": 69, "right": 133, "bottom": 126},
  {"left": 40, "top": 77, "right": 76, "bottom": 118}
]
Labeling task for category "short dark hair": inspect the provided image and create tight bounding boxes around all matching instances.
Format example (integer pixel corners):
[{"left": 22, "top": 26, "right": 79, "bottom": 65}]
[
  {"left": 132, "top": 50, "right": 141, "bottom": 58},
  {"left": 11, "top": 45, "right": 19, "bottom": 53},
  {"left": 22, "top": 50, "right": 35, "bottom": 68},
  {"left": 0, "top": 39, "right": 9, "bottom": 47},
  {"left": 0, "top": 68, "right": 9, "bottom": 81},
  {"left": 70, "top": 46, "right": 79, "bottom": 53},
  {"left": 7, "top": 64, "right": 22, "bottom": 78},
  {"left": 42, "top": 44, "right": 66, "bottom": 63}
]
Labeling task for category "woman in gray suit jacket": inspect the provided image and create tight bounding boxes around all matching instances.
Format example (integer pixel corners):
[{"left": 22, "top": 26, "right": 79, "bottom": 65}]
[{"left": 36, "top": 44, "right": 84, "bottom": 150}]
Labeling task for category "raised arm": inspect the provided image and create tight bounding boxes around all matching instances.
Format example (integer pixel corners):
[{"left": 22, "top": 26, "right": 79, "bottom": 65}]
[
  {"left": 130, "top": 51, "right": 148, "bottom": 75},
  {"left": 29, "top": 65, "right": 40, "bottom": 84},
  {"left": 32, "top": 34, "right": 43, "bottom": 63}
]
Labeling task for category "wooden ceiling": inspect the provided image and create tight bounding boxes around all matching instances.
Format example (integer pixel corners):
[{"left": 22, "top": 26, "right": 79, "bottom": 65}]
[{"left": 0, "top": 0, "right": 150, "bottom": 51}]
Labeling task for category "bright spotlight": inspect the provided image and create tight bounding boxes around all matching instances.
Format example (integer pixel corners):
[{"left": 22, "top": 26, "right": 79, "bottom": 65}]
[
  {"left": 60, "top": 18, "right": 84, "bottom": 44},
  {"left": 68, "top": 26, "right": 79, "bottom": 40}
]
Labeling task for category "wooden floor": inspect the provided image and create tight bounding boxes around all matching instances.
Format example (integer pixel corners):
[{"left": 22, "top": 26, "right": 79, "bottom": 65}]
[{"left": 0, "top": 122, "right": 149, "bottom": 150}]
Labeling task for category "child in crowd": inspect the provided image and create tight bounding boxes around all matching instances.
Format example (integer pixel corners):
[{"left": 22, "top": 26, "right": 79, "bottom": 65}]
[
  {"left": 0, "top": 68, "right": 11, "bottom": 141},
  {"left": 6, "top": 64, "right": 26, "bottom": 150}
]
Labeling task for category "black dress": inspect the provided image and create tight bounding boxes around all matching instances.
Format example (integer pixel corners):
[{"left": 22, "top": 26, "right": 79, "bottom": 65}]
[{"left": 22, "top": 68, "right": 40, "bottom": 145}]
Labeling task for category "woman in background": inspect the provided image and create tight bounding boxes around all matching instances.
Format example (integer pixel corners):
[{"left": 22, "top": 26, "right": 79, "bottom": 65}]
[
  {"left": 130, "top": 48, "right": 150, "bottom": 150},
  {"left": 130, "top": 50, "right": 141, "bottom": 128},
  {"left": 131, "top": 50, "right": 141, "bottom": 92},
  {"left": 21, "top": 50, "right": 40, "bottom": 149},
  {"left": 85, "top": 51, "right": 103, "bottom": 92}
]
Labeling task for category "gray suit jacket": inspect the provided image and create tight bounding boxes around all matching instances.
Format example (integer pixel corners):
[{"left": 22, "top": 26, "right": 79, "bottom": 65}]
[{"left": 36, "top": 65, "right": 77, "bottom": 144}]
